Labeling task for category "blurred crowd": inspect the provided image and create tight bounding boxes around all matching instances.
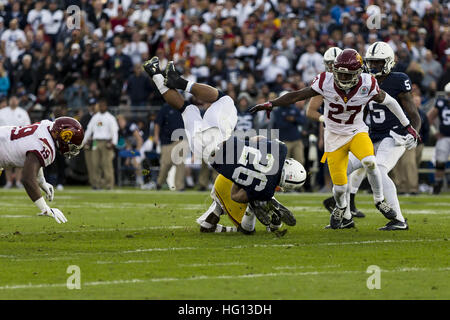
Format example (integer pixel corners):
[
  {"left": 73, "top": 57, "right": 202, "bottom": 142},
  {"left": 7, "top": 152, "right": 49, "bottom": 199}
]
[{"left": 0, "top": 0, "right": 449, "bottom": 193}]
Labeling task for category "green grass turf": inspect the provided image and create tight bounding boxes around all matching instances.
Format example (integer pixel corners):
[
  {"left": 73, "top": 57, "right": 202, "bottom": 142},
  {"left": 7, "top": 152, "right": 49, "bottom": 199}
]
[{"left": 0, "top": 187, "right": 448, "bottom": 300}]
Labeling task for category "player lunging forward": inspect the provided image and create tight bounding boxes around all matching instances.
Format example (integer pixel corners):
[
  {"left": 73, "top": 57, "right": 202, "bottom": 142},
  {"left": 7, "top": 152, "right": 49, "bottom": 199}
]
[
  {"left": 322, "top": 42, "right": 421, "bottom": 230},
  {"left": 251, "top": 48, "right": 420, "bottom": 229},
  {"left": 143, "top": 57, "right": 306, "bottom": 234},
  {"left": 0, "top": 117, "right": 84, "bottom": 223}
]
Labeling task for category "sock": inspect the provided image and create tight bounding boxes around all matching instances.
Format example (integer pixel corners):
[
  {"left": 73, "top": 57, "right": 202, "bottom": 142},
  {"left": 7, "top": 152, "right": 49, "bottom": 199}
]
[
  {"left": 333, "top": 184, "right": 348, "bottom": 209},
  {"left": 152, "top": 74, "right": 169, "bottom": 94},
  {"left": 379, "top": 165, "right": 405, "bottom": 222},
  {"left": 350, "top": 193, "right": 357, "bottom": 210},
  {"left": 349, "top": 168, "right": 366, "bottom": 194},
  {"left": 241, "top": 207, "right": 256, "bottom": 232},
  {"left": 362, "top": 156, "right": 384, "bottom": 203}
]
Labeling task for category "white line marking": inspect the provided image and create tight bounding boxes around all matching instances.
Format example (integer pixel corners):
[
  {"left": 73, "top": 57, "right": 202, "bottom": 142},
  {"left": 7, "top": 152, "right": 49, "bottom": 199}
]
[
  {"left": 96, "top": 259, "right": 160, "bottom": 265},
  {"left": 0, "top": 215, "right": 33, "bottom": 218},
  {"left": 178, "top": 262, "right": 246, "bottom": 267},
  {"left": 1, "top": 267, "right": 449, "bottom": 290}
]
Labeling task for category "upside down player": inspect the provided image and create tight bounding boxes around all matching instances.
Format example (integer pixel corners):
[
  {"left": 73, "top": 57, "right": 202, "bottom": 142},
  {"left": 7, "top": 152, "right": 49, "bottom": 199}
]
[
  {"left": 142, "top": 57, "right": 306, "bottom": 234},
  {"left": 321, "top": 42, "right": 421, "bottom": 230},
  {"left": 251, "top": 48, "right": 420, "bottom": 229},
  {"left": 0, "top": 117, "right": 84, "bottom": 223}
]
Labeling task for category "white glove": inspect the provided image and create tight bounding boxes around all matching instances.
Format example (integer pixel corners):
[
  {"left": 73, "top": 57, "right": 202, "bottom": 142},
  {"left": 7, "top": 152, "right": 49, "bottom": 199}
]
[
  {"left": 40, "top": 182, "right": 54, "bottom": 202},
  {"left": 404, "top": 134, "right": 417, "bottom": 150},
  {"left": 38, "top": 207, "right": 68, "bottom": 224}
]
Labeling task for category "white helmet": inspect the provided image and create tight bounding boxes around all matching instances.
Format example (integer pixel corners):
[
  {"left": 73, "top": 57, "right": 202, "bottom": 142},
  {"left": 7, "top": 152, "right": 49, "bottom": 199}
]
[
  {"left": 445, "top": 82, "right": 450, "bottom": 93},
  {"left": 279, "top": 158, "right": 307, "bottom": 191},
  {"left": 365, "top": 41, "right": 396, "bottom": 77},
  {"left": 323, "top": 47, "right": 343, "bottom": 72}
]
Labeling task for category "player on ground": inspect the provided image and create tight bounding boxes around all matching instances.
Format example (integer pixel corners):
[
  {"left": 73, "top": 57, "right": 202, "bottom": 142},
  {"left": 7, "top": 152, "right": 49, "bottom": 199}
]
[
  {"left": 427, "top": 82, "right": 450, "bottom": 194},
  {"left": 321, "top": 42, "right": 421, "bottom": 230},
  {"left": 250, "top": 48, "right": 420, "bottom": 229},
  {"left": 0, "top": 117, "right": 84, "bottom": 223},
  {"left": 143, "top": 57, "right": 306, "bottom": 233}
]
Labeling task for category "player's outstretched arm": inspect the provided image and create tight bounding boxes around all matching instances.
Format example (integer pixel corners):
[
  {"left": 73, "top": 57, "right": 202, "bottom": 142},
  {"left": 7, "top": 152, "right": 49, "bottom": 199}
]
[
  {"left": 22, "top": 153, "right": 67, "bottom": 223},
  {"left": 249, "top": 87, "right": 319, "bottom": 115},
  {"left": 306, "top": 95, "right": 325, "bottom": 122},
  {"left": 398, "top": 91, "right": 421, "bottom": 132},
  {"left": 231, "top": 183, "right": 249, "bottom": 203}
]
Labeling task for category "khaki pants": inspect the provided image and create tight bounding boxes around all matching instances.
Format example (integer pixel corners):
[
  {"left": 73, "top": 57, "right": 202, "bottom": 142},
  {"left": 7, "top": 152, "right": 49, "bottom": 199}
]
[
  {"left": 285, "top": 139, "right": 305, "bottom": 164},
  {"left": 157, "top": 140, "right": 187, "bottom": 190},
  {"left": 91, "top": 140, "right": 115, "bottom": 189},
  {"left": 391, "top": 146, "right": 420, "bottom": 193},
  {"left": 84, "top": 149, "right": 96, "bottom": 186}
]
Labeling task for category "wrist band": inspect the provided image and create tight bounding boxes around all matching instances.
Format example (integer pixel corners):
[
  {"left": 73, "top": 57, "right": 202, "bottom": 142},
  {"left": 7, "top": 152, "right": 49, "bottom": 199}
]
[{"left": 34, "top": 197, "right": 48, "bottom": 212}]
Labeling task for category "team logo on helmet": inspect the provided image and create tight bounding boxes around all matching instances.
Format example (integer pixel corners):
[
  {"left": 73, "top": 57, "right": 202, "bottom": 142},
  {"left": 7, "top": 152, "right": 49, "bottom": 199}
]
[{"left": 60, "top": 130, "right": 74, "bottom": 143}]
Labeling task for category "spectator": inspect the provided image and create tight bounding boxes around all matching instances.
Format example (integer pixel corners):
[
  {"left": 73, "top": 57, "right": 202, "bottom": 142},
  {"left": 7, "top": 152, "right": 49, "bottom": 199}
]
[
  {"left": 27, "top": 0, "right": 52, "bottom": 33},
  {"left": 296, "top": 43, "right": 325, "bottom": 84},
  {"left": 1, "top": 18, "right": 26, "bottom": 61},
  {"left": 420, "top": 50, "right": 443, "bottom": 89},
  {"left": 80, "top": 97, "right": 98, "bottom": 188},
  {"left": 0, "top": 61, "right": 10, "bottom": 96},
  {"left": 272, "top": 92, "right": 306, "bottom": 167},
  {"left": 126, "top": 63, "right": 152, "bottom": 107},
  {"left": 83, "top": 98, "right": 119, "bottom": 190},
  {"left": 0, "top": 94, "right": 30, "bottom": 188},
  {"left": 256, "top": 46, "right": 290, "bottom": 85},
  {"left": 154, "top": 103, "right": 186, "bottom": 191}
]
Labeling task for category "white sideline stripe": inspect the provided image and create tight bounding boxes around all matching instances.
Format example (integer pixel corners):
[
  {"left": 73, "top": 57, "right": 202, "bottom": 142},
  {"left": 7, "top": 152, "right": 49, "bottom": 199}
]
[
  {"left": 1, "top": 267, "right": 449, "bottom": 290},
  {"left": 96, "top": 259, "right": 160, "bottom": 265},
  {"left": 0, "top": 215, "right": 33, "bottom": 218},
  {"left": 178, "top": 262, "right": 246, "bottom": 267},
  {"left": 3, "top": 238, "right": 445, "bottom": 261},
  {"left": 0, "top": 225, "right": 190, "bottom": 237},
  {"left": 273, "top": 265, "right": 341, "bottom": 270}
]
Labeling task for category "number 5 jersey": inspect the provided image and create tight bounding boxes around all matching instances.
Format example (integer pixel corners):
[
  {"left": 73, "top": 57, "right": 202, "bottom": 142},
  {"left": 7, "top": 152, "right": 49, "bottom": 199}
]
[
  {"left": 0, "top": 120, "right": 56, "bottom": 169},
  {"left": 311, "top": 71, "right": 380, "bottom": 152}
]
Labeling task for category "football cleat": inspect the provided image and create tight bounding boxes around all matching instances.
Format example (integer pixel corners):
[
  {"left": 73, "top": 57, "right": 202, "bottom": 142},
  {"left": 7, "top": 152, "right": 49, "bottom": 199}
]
[
  {"left": 164, "top": 61, "right": 188, "bottom": 90},
  {"left": 433, "top": 181, "right": 443, "bottom": 195},
  {"left": 375, "top": 200, "right": 397, "bottom": 220},
  {"left": 248, "top": 201, "right": 272, "bottom": 226},
  {"left": 329, "top": 205, "right": 346, "bottom": 229},
  {"left": 351, "top": 208, "right": 366, "bottom": 218},
  {"left": 142, "top": 56, "right": 162, "bottom": 77},
  {"left": 268, "top": 212, "right": 282, "bottom": 232},
  {"left": 270, "top": 197, "right": 296, "bottom": 226},
  {"left": 237, "top": 225, "right": 255, "bottom": 235},
  {"left": 325, "top": 217, "right": 355, "bottom": 229},
  {"left": 379, "top": 218, "right": 409, "bottom": 231},
  {"left": 323, "top": 196, "right": 335, "bottom": 214}
]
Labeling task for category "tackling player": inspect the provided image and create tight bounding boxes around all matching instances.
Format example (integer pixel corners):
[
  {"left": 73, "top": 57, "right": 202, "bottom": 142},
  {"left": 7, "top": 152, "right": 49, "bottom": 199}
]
[
  {"left": 427, "top": 82, "right": 450, "bottom": 194},
  {"left": 143, "top": 57, "right": 306, "bottom": 233},
  {"left": 321, "top": 42, "right": 422, "bottom": 230},
  {"left": 250, "top": 48, "right": 420, "bottom": 229},
  {"left": 0, "top": 117, "right": 84, "bottom": 223}
]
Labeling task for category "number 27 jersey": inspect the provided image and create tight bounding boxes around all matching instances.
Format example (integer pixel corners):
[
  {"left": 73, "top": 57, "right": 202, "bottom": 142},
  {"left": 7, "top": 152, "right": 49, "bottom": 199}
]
[
  {"left": 311, "top": 72, "right": 380, "bottom": 151},
  {"left": 0, "top": 120, "right": 56, "bottom": 169}
]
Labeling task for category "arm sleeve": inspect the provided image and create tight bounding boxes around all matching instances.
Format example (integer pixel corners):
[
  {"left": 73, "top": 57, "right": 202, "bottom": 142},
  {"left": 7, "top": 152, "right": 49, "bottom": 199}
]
[{"left": 382, "top": 92, "right": 410, "bottom": 127}]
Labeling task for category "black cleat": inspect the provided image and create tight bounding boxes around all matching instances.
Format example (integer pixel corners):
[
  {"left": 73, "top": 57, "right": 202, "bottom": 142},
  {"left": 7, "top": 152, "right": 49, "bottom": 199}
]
[
  {"left": 375, "top": 200, "right": 397, "bottom": 220},
  {"left": 323, "top": 196, "right": 335, "bottom": 214},
  {"left": 248, "top": 201, "right": 272, "bottom": 226},
  {"left": 433, "top": 181, "right": 443, "bottom": 195},
  {"left": 379, "top": 218, "right": 409, "bottom": 231},
  {"left": 142, "top": 56, "right": 162, "bottom": 77},
  {"left": 164, "top": 61, "right": 188, "bottom": 90},
  {"left": 351, "top": 208, "right": 366, "bottom": 218},
  {"left": 237, "top": 225, "right": 255, "bottom": 235},
  {"left": 325, "top": 217, "right": 355, "bottom": 229},
  {"left": 270, "top": 197, "right": 296, "bottom": 226},
  {"left": 329, "top": 205, "right": 346, "bottom": 229},
  {"left": 268, "top": 212, "right": 282, "bottom": 232}
]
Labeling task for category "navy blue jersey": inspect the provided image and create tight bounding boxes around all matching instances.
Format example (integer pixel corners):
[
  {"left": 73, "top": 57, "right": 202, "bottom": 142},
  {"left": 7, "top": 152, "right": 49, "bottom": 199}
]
[
  {"left": 367, "top": 72, "right": 412, "bottom": 142},
  {"left": 435, "top": 98, "right": 450, "bottom": 137},
  {"left": 210, "top": 136, "right": 288, "bottom": 201}
]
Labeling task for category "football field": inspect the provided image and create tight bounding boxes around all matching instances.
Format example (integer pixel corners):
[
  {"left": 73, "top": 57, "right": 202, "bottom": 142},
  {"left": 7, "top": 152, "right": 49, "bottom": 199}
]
[{"left": 0, "top": 188, "right": 448, "bottom": 300}]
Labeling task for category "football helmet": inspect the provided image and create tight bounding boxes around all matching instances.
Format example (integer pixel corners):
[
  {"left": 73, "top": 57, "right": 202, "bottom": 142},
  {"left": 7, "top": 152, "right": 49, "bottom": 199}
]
[
  {"left": 51, "top": 117, "right": 84, "bottom": 159},
  {"left": 323, "top": 47, "right": 343, "bottom": 72},
  {"left": 279, "top": 158, "right": 307, "bottom": 191},
  {"left": 333, "top": 48, "right": 364, "bottom": 90},
  {"left": 365, "top": 41, "right": 395, "bottom": 77}
]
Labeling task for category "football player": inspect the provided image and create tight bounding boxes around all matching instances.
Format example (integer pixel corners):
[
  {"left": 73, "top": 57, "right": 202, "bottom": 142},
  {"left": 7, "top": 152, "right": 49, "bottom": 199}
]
[
  {"left": 143, "top": 57, "right": 306, "bottom": 233},
  {"left": 323, "top": 47, "right": 343, "bottom": 72},
  {"left": 322, "top": 42, "right": 422, "bottom": 230},
  {"left": 0, "top": 117, "right": 84, "bottom": 223},
  {"left": 427, "top": 82, "right": 450, "bottom": 194},
  {"left": 250, "top": 48, "right": 420, "bottom": 229}
]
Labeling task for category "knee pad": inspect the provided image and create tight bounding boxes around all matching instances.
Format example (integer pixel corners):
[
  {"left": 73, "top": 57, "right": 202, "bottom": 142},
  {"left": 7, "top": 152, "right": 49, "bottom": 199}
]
[
  {"left": 333, "top": 184, "right": 348, "bottom": 196},
  {"left": 436, "top": 162, "right": 446, "bottom": 170},
  {"left": 361, "top": 155, "right": 377, "bottom": 170}
]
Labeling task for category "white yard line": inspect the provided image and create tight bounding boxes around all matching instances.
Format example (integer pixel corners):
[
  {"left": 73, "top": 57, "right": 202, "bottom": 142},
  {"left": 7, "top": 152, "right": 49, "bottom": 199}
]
[{"left": 0, "top": 267, "right": 449, "bottom": 290}]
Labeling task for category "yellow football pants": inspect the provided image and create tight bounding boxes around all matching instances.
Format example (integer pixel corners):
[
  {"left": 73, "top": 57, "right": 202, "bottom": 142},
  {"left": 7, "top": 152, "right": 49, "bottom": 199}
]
[
  {"left": 321, "top": 132, "right": 374, "bottom": 185},
  {"left": 213, "top": 174, "right": 247, "bottom": 226}
]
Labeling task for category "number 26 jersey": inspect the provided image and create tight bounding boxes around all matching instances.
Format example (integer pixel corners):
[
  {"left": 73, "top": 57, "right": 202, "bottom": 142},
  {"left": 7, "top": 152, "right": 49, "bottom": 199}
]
[
  {"left": 0, "top": 120, "right": 56, "bottom": 168},
  {"left": 311, "top": 72, "right": 380, "bottom": 152}
]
